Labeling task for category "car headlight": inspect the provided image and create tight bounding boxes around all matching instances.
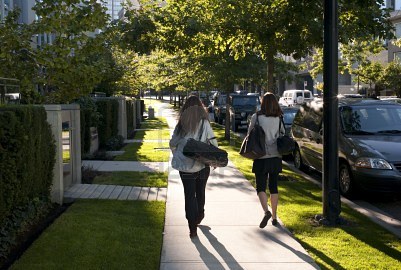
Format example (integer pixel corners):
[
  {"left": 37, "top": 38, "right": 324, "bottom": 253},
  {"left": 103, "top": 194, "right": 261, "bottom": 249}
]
[
  {"left": 241, "top": 112, "right": 246, "bottom": 117},
  {"left": 355, "top": 158, "right": 393, "bottom": 170}
]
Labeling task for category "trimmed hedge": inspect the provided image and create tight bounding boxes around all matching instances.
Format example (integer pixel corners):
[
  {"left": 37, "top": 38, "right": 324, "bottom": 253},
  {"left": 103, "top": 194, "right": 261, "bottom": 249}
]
[
  {"left": 0, "top": 105, "right": 56, "bottom": 224},
  {"left": 75, "top": 97, "right": 101, "bottom": 155},
  {"left": 95, "top": 99, "right": 119, "bottom": 149}
]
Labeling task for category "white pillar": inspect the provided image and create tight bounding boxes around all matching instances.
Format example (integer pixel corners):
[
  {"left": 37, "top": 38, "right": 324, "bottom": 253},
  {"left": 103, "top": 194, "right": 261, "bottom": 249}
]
[
  {"left": 44, "top": 105, "right": 63, "bottom": 205},
  {"left": 61, "top": 104, "right": 81, "bottom": 186}
]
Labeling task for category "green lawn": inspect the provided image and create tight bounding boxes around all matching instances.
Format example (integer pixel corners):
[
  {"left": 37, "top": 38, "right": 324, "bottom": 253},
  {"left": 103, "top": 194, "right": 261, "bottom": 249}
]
[
  {"left": 114, "top": 142, "right": 170, "bottom": 161},
  {"left": 213, "top": 123, "right": 401, "bottom": 270},
  {"left": 92, "top": 171, "right": 168, "bottom": 187},
  {"left": 139, "top": 117, "right": 169, "bottom": 129},
  {"left": 10, "top": 200, "right": 165, "bottom": 270},
  {"left": 134, "top": 129, "right": 171, "bottom": 141}
]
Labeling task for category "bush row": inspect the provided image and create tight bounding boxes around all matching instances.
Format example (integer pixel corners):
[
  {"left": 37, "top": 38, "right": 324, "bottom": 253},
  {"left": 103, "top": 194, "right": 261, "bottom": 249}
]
[
  {"left": 0, "top": 105, "right": 55, "bottom": 226},
  {"left": 95, "top": 99, "right": 119, "bottom": 149}
]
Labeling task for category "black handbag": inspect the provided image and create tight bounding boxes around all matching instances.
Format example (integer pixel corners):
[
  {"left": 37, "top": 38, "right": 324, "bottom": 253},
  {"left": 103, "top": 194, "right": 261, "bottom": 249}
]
[
  {"left": 277, "top": 117, "right": 296, "bottom": 155},
  {"left": 183, "top": 120, "right": 228, "bottom": 167},
  {"left": 239, "top": 115, "right": 266, "bottom": 159}
]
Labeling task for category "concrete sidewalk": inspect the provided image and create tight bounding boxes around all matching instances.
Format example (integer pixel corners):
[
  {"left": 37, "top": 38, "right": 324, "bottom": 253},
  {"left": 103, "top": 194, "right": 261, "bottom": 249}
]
[{"left": 158, "top": 99, "right": 320, "bottom": 270}]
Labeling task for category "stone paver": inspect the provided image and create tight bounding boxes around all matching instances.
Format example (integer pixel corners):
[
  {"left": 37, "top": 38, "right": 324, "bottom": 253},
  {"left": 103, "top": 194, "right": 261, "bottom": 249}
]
[{"left": 64, "top": 184, "right": 167, "bottom": 202}]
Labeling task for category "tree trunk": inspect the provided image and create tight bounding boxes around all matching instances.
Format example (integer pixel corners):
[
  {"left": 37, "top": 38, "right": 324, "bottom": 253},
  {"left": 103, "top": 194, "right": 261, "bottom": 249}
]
[
  {"left": 225, "top": 91, "right": 230, "bottom": 141},
  {"left": 267, "top": 50, "right": 276, "bottom": 95}
]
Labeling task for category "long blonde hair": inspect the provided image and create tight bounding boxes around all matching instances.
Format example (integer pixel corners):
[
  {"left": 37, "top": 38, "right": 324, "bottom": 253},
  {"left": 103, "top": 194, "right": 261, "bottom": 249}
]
[{"left": 176, "top": 95, "right": 209, "bottom": 136}]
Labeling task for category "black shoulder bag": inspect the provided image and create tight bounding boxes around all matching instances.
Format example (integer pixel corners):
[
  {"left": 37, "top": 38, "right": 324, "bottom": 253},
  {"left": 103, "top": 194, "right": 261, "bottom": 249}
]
[
  {"left": 239, "top": 115, "right": 266, "bottom": 159},
  {"left": 277, "top": 117, "right": 296, "bottom": 155},
  {"left": 183, "top": 120, "right": 228, "bottom": 167}
]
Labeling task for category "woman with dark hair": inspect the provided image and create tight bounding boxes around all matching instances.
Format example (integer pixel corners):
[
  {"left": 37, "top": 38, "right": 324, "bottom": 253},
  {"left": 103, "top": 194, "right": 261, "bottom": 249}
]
[
  {"left": 169, "top": 95, "right": 218, "bottom": 238},
  {"left": 247, "top": 92, "right": 285, "bottom": 228}
]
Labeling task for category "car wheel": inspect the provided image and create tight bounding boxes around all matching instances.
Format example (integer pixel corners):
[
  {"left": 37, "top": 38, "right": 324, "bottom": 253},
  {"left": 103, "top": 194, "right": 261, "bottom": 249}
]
[
  {"left": 293, "top": 146, "right": 306, "bottom": 171},
  {"left": 339, "top": 163, "right": 354, "bottom": 197}
]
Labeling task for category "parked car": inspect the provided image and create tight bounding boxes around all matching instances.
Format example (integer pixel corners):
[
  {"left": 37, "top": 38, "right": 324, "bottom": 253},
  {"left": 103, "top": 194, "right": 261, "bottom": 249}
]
[
  {"left": 279, "top": 89, "right": 314, "bottom": 107},
  {"left": 229, "top": 94, "right": 261, "bottom": 131},
  {"left": 213, "top": 93, "right": 227, "bottom": 124},
  {"left": 291, "top": 98, "right": 401, "bottom": 197},
  {"left": 281, "top": 106, "right": 299, "bottom": 136}
]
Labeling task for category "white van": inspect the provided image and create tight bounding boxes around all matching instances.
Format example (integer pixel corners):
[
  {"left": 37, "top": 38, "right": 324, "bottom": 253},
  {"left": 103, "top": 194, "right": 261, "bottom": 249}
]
[{"left": 279, "top": 89, "right": 313, "bottom": 107}]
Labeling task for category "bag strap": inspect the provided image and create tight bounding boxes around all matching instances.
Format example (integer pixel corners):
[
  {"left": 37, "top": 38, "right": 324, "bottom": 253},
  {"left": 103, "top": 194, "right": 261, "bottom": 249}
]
[
  {"left": 198, "top": 119, "right": 205, "bottom": 141},
  {"left": 279, "top": 116, "right": 285, "bottom": 136}
]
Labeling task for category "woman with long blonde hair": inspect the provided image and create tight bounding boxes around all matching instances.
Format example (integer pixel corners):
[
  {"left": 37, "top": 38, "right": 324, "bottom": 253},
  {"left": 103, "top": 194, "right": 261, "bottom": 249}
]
[{"left": 170, "top": 95, "right": 218, "bottom": 238}]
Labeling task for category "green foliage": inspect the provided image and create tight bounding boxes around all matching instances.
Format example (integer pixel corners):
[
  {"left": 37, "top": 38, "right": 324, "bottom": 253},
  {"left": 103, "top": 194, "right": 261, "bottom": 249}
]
[
  {"left": 0, "top": 9, "right": 38, "bottom": 96},
  {"left": 381, "top": 61, "right": 401, "bottom": 96},
  {"left": 0, "top": 106, "right": 55, "bottom": 261},
  {"left": 105, "top": 135, "right": 125, "bottom": 151},
  {"left": 0, "top": 199, "right": 53, "bottom": 267},
  {"left": 75, "top": 97, "right": 102, "bottom": 154},
  {"left": 31, "top": 0, "right": 110, "bottom": 103},
  {"left": 95, "top": 99, "right": 119, "bottom": 149}
]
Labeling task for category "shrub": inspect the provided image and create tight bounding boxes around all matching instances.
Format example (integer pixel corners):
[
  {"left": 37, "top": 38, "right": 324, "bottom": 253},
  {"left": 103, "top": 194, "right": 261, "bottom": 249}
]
[{"left": 105, "top": 135, "right": 125, "bottom": 151}]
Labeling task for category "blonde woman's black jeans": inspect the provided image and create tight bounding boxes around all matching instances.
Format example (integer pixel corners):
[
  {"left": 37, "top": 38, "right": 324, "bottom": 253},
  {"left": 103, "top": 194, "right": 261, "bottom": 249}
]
[{"left": 179, "top": 166, "right": 210, "bottom": 227}]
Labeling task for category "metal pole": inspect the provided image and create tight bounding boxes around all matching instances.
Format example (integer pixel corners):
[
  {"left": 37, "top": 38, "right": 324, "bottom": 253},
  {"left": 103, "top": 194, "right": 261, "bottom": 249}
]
[{"left": 322, "top": 0, "right": 341, "bottom": 225}]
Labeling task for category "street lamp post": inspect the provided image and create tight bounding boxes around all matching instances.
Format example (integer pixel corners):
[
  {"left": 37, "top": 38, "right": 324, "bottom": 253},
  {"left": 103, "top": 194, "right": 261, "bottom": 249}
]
[{"left": 320, "top": 0, "right": 341, "bottom": 225}]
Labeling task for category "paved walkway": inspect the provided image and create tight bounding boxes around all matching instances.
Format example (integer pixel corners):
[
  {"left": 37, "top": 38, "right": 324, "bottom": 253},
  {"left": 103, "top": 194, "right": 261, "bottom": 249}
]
[{"left": 157, "top": 100, "right": 320, "bottom": 270}]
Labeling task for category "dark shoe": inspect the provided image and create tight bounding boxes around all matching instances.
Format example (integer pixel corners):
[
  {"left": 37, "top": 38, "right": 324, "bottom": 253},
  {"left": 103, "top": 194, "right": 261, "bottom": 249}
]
[
  {"left": 259, "top": 211, "right": 272, "bottom": 228},
  {"left": 196, "top": 212, "right": 205, "bottom": 225},
  {"left": 189, "top": 228, "right": 197, "bottom": 238},
  {"left": 272, "top": 219, "right": 278, "bottom": 226}
]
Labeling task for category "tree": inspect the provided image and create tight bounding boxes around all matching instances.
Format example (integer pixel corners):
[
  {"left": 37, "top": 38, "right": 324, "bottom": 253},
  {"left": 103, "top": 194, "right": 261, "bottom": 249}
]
[
  {"left": 32, "top": 0, "right": 109, "bottom": 103},
  {"left": 381, "top": 61, "right": 401, "bottom": 97},
  {"left": 0, "top": 9, "right": 40, "bottom": 103}
]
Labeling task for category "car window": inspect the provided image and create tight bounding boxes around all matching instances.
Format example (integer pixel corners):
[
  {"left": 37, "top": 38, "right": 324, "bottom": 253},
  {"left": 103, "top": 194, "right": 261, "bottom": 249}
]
[
  {"left": 283, "top": 110, "right": 298, "bottom": 124},
  {"left": 218, "top": 96, "right": 226, "bottom": 105},
  {"left": 341, "top": 106, "right": 401, "bottom": 133},
  {"left": 232, "top": 96, "right": 259, "bottom": 106},
  {"left": 293, "top": 104, "right": 322, "bottom": 132}
]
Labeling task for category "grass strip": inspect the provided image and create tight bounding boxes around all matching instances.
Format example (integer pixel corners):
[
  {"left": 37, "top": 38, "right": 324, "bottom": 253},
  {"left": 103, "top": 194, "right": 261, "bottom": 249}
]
[
  {"left": 212, "top": 123, "right": 401, "bottom": 270},
  {"left": 114, "top": 142, "right": 170, "bottom": 162},
  {"left": 134, "top": 129, "right": 171, "bottom": 141},
  {"left": 10, "top": 200, "right": 165, "bottom": 270},
  {"left": 139, "top": 117, "right": 169, "bottom": 130},
  {"left": 92, "top": 171, "right": 168, "bottom": 187}
]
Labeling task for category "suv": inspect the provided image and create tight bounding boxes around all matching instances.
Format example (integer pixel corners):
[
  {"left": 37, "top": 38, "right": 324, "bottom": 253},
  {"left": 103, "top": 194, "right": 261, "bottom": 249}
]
[
  {"left": 229, "top": 94, "right": 261, "bottom": 131},
  {"left": 291, "top": 98, "right": 401, "bottom": 197}
]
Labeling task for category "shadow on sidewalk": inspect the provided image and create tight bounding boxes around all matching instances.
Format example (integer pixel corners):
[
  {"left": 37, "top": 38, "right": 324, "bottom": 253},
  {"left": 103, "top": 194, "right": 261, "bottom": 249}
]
[
  {"left": 194, "top": 225, "right": 245, "bottom": 270},
  {"left": 259, "top": 230, "right": 320, "bottom": 269}
]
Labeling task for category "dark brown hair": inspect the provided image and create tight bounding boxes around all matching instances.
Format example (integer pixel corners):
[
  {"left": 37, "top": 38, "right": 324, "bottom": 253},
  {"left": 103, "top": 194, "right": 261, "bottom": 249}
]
[
  {"left": 176, "top": 95, "right": 209, "bottom": 136},
  {"left": 258, "top": 92, "right": 282, "bottom": 117}
]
